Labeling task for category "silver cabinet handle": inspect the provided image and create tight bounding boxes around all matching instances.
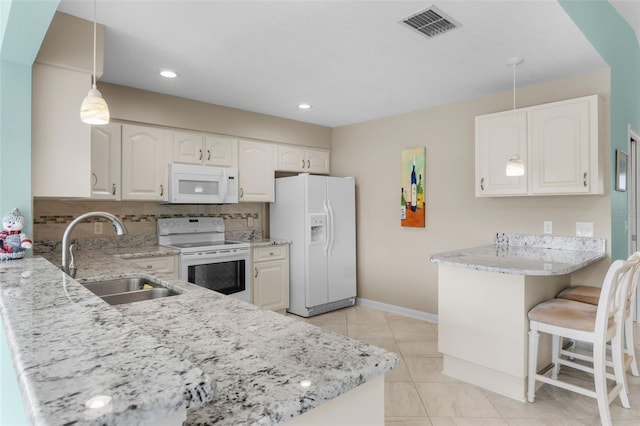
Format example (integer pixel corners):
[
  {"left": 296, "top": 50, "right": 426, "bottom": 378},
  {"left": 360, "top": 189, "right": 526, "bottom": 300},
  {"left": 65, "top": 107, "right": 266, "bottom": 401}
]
[
  {"left": 307, "top": 160, "right": 310, "bottom": 169},
  {"left": 301, "top": 159, "right": 305, "bottom": 168},
  {"left": 160, "top": 184, "right": 164, "bottom": 196},
  {"left": 112, "top": 183, "right": 116, "bottom": 195},
  {"left": 240, "top": 187, "right": 244, "bottom": 198},
  {"left": 254, "top": 267, "right": 258, "bottom": 278},
  {"left": 207, "top": 150, "right": 211, "bottom": 161},
  {"left": 198, "top": 149, "right": 203, "bottom": 161},
  {"left": 92, "top": 173, "right": 98, "bottom": 187},
  {"left": 583, "top": 172, "right": 588, "bottom": 187},
  {"left": 480, "top": 177, "right": 485, "bottom": 191}
]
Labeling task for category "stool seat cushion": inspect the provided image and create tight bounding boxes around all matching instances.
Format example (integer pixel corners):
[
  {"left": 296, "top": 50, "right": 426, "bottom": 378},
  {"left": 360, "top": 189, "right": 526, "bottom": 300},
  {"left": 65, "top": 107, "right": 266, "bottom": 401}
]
[
  {"left": 528, "top": 298, "right": 601, "bottom": 332},
  {"left": 556, "top": 285, "right": 600, "bottom": 305}
]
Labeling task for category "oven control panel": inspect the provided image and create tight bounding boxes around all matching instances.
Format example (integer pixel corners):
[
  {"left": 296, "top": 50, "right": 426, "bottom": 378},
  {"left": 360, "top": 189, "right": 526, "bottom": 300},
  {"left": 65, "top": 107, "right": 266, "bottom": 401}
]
[{"left": 158, "top": 217, "right": 225, "bottom": 235}]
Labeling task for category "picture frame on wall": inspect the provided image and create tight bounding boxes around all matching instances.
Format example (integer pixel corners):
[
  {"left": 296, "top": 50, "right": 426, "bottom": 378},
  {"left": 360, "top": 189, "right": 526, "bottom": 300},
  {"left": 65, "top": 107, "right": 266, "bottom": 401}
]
[{"left": 616, "top": 149, "right": 628, "bottom": 192}]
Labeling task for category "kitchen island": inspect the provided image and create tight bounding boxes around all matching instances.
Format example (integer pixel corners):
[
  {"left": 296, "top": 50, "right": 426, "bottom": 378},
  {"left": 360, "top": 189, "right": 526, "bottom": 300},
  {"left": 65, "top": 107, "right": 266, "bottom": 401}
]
[
  {"left": 0, "top": 249, "right": 398, "bottom": 425},
  {"left": 430, "top": 233, "right": 606, "bottom": 402}
]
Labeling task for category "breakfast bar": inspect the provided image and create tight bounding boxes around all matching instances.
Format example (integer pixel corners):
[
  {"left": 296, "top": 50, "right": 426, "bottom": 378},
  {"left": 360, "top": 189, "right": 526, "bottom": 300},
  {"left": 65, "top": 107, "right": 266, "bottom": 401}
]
[{"left": 429, "top": 233, "right": 606, "bottom": 402}]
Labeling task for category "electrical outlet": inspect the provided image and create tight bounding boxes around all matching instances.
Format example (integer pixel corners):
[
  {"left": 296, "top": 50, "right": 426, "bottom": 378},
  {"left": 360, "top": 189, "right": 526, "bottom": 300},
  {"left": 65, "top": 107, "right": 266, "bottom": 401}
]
[
  {"left": 93, "top": 222, "right": 103, "bottom": 235},
  {"left": 576, "top": 222, "right": 594, "bottom": 237},
  {"left": 247, "top": 216, "right": 254, "bottom": 227},
  {"left": 543, "top": 221, "right": 552, "bottom": 235}
]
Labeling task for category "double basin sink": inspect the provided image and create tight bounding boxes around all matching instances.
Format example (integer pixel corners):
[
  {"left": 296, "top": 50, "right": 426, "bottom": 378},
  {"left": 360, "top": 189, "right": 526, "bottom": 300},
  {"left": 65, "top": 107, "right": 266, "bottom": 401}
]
[{"left": 81, "top": 277, "right": 180, "bottom": 305}]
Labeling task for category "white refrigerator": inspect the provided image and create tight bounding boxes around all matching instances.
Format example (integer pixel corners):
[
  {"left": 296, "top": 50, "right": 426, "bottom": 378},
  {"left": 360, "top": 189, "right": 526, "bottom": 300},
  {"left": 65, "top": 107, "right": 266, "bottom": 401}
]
[{"left": 270, "top": 174, "right": 356, "bottom": 317}]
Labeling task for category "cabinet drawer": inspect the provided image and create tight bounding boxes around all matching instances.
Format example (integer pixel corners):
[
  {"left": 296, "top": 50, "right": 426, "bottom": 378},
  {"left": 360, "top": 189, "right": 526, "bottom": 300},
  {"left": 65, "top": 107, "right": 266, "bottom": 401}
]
[
  {"left": 126, "top": 255, "right": 177, "bottom": 275},
  {"left": 253, "top": 245, "right": 287, "bottom": 262}
]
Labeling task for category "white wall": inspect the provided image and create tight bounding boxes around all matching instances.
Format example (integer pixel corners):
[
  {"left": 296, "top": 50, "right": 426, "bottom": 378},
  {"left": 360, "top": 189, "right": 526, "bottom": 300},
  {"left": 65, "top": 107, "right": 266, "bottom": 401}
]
[{"left": 331, "top": 70, "right": 611, "bottom": 315}]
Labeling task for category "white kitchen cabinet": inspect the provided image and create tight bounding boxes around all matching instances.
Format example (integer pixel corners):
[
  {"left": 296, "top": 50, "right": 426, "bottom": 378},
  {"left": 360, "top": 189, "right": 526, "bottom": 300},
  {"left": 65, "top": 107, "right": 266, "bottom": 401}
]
[
  {"left": 475, "top": 112, "right": 528, "bottom": 196},
  {"left": 91, "top": 123, "right": 122, "bottom": 200},
  {"left": 32, "top": 63, "right": 92, "bottom": 198},
  {"left": 121, "top": 124, "right": 172, "bottom": 201},
  {"left": 277, "top": 145, "right": 330, "bottom": 174},
  {"left": 238, "top": 139, "right": 276, "bottom": 202},
  {"left": 475, "top": 95, "right": 602, "bottom": 197},
  {"left": 173, "top": 132, "right": 238, "bottom": 167},
  {"left": 529, "top": 97, "right": 600, "bottom": 194},
  {"left": 123, "top": 254, "right": 178, "bottom": 278},
  {"left": 252, "top": 245, "right": 289, "bottom": 312}
]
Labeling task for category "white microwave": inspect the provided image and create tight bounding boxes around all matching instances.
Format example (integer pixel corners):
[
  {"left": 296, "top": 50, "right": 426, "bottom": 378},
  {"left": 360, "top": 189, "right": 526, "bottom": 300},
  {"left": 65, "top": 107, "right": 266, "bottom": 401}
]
[{"left": 166, "top": 163, "right": 239, "bottom": 204}]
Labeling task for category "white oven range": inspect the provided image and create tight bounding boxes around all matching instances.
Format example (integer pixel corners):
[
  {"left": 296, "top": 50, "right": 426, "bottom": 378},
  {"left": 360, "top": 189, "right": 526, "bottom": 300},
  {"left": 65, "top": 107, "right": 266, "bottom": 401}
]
[{"left": 157, "top": 217, "right": 251, "bottom": 303}]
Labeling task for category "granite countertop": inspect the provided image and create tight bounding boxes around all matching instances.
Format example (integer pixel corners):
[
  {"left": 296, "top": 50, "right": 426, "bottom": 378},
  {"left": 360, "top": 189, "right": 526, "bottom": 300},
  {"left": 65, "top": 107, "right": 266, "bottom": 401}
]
[
  {"left": 0, "top": 257, "right": 212, "bottom": 426},
  {"left": 429, "top": 233, "right": 607, "bottom": 276},
  {"left": 243, "top": 238, "right": 291, "bottom": 247},
  {"left": 2, "top": 248, "right": 397, "bottom": 425}
]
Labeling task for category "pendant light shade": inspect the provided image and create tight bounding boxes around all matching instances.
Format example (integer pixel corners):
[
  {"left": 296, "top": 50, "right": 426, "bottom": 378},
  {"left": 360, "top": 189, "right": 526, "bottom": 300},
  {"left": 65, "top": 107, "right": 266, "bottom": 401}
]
[
  {"left": 505, "top": 57, "right": 523, "bottom": 176},
  {"left": 506, "top": 155, "right": 525, "bottom": 176},
  {"left": 80, "top": 0, "right": 109, "bottom": 125},
  {"left": 80, "top": 86, "right": 110, "bottom": 124}
]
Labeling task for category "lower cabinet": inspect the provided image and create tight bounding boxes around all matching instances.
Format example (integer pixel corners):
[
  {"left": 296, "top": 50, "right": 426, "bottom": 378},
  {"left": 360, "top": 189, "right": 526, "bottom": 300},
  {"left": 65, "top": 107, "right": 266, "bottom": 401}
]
[
  {"left": 123, "top": 255, "right": 178, "bottom": 278},
  {"left": 252, "top": 245, "right": 289, "bottom": 312}
]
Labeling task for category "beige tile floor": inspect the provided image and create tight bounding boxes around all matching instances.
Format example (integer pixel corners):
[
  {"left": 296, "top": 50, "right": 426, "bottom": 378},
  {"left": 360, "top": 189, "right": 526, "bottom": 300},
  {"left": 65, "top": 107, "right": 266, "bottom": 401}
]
[{"left": 288, "top": 305, "right": 640, "bottom": 426}]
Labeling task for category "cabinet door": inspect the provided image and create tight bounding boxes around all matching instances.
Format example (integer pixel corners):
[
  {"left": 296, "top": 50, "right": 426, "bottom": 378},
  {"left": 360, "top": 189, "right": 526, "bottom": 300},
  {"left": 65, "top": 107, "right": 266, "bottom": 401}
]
[
  {"left": 32, "top": 64, "right": 92, "bottom": 198},
  {"left": 277, "top": 145, "right": 306, "bottom": 172},
  {"left": 475, "top": 112, "right": 528, "bottom": 196},
  {"left": 205, "top": 135, "right": 237, "bottom": 167},
  {"left": 253, "top": 260, "right": 289, "bottom": 311},
  {"left": 305, "top": 148, "right": 330, "bottom": 174},
  {"left": 121, "top": 125, "right": 169, "bottom": 201},
  {"left": 238, "top": 140, "right": 276, "bottom": 202},
  {"left": 173, "top": 131, "right": 204, "bottom": 164},
  {"left": 529, "top": 98, "right": 593, "bottom": 194},
  {"left": 91, "top": 123, "right": 122, "bottom": 200}
]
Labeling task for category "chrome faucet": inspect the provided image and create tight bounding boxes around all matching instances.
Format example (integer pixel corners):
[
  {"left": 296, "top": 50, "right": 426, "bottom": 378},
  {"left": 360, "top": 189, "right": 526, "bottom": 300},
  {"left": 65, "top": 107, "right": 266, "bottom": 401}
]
[{"left": 61, "top": 212, "right": 127, "bottom": 277}]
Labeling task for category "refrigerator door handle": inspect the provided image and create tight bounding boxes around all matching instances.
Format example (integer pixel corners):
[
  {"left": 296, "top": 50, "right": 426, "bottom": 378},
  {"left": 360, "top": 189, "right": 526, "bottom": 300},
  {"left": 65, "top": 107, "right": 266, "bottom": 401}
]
[
  {"left": 327, "top": 199, "right": 335, "bottom": 255},
  {"left": 323, "top": 199, "right": 330, "bottom": 256}
]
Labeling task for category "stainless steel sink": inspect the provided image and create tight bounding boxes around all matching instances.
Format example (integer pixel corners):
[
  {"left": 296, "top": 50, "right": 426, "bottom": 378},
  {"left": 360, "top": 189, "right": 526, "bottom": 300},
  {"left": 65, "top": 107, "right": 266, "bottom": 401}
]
[{"left": 81, "top": 277, "right": 180, "bottom": 305}]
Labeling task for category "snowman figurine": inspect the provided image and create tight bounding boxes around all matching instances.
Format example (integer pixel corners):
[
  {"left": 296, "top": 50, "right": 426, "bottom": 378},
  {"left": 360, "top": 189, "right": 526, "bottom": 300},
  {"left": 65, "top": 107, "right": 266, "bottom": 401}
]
[{"left": 0, "top": 208, "right": 32, "bottom": 260}]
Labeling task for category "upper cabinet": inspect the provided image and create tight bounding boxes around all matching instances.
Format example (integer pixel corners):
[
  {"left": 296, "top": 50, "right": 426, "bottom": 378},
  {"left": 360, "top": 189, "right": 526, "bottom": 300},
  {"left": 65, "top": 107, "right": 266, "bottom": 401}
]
[
  {"left": 475, "top": 95, "right": 603, "bottom": 197},
  {"left": 238, "top": 139, "right": 276, "bottom": 202},
  {"left": 121, "top": 124, "right": 172, "bottom": 201},
  {"left": 91, "top": 123, "right": 122, "bottom": 200},
  {"left": 173, "top": 131, "right": 238, "bottom": 167},
  {"left": 276, "top": 145, "right": 330, "bottom": 174},
  {"left": 32, "top": 64, "right": 92, "bottom": 198}
]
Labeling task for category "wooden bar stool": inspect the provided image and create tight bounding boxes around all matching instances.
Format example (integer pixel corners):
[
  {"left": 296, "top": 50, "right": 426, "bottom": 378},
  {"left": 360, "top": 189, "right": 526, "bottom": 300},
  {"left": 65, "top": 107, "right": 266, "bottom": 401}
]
[
  {"left": 556, "top": 252, "right": 640, "bottom": 378},
  {"left": 527, "top": 257, "right": 639, "bottom": 426}
]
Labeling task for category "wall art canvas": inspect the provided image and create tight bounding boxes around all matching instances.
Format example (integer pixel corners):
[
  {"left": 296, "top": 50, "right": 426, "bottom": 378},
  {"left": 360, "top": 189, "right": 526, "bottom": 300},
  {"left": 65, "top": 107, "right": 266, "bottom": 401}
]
[{"left": 401, "top": 147, "right": 425, "bottom": 227}]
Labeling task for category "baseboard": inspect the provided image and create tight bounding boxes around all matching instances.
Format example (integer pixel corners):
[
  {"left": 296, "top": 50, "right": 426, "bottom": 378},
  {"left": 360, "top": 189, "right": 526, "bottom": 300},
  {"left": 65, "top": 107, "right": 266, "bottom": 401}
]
[{"left": 355, "top": 297, "right": 438, "bottom": 323}]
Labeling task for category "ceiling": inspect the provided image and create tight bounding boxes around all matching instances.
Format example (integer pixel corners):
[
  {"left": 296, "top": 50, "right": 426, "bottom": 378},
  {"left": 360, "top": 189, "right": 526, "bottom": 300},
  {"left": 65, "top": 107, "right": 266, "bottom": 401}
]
[{"left": 55, "top": 1, "right": 634, "bottom": 128}]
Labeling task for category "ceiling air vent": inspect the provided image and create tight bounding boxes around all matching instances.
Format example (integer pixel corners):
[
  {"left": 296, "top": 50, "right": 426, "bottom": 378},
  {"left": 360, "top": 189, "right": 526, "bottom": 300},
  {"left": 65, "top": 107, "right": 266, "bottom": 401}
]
[{"left": 401, "top": 6, "right": 461, "bottom": 38}]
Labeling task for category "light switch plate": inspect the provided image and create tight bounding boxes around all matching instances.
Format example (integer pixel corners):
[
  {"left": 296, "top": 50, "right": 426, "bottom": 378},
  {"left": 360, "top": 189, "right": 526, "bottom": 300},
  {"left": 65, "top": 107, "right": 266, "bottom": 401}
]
[
  {"left": 576, "top": 222, "right": 594, "bottom": 237},
  {"left": 248, "top": 216, "right": 254, "bottom": 227},
  {"left": 543, "top": 221, "right": 552, "bottom": 235}
]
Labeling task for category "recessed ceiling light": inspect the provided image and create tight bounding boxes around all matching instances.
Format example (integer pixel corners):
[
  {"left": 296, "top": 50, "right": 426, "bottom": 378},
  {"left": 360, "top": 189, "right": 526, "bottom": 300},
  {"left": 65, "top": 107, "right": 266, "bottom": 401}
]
[
  {"left": 159, "top": 70, "right": 178, "bottom": 78},
  {"left": 298, "top": 103, "right": 312, "bottom": 110}
]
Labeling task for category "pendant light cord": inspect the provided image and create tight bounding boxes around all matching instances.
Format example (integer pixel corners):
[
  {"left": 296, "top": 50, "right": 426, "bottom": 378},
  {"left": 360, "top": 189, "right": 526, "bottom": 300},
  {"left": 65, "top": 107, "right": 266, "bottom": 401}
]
[{"left": 92, "top": 0, "right": 97, "bottom": 89}]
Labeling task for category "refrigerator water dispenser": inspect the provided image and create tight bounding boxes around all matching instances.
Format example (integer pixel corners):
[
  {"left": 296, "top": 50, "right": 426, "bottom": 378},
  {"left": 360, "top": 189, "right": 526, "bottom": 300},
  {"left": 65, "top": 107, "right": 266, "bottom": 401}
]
[{"left": 309, "top": 214, "right": 327, "bottom": 244}]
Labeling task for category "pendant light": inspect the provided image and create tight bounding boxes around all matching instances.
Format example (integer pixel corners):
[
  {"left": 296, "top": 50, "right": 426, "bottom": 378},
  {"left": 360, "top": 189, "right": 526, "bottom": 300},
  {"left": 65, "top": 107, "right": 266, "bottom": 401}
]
[
  {"left": 80, "top": 0, "right": 110, "bottom": 125},
  {"left": 505, "top": 57, "right": 524, "bottom": 177}
]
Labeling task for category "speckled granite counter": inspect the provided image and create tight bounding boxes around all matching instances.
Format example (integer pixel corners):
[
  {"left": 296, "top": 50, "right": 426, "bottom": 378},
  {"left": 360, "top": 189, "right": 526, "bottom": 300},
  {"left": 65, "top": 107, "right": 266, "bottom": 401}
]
[
  {"left": 429, "top": 233, "right": 607, "bottom": 402},
  {"left": 243, "top": 238, "right": 291, "bottom": 247},
  {"left": 2, "top": 248, "right": 397, "bottom": 425},
  {"left": 430, "top": 232, "right": 606, "bottom": 275},
  {"left": 0, "top": 256, "right": 212, "bottom": 426}
]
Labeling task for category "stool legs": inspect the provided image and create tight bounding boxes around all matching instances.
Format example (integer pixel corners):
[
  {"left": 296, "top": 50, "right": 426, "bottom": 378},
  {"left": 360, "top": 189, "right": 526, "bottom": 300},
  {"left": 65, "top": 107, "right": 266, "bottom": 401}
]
[
  {"left": 528, "top": 329, "right": 540, "bottom": 403},
  {"left": 625, "top": 316, "right": 639, "bottom": 377},
  {"left": 551, "top": 335, "right": 561, "bottom": 380},
  {"left": 594, "top": 340, "right": 613, "bottom": 426}
]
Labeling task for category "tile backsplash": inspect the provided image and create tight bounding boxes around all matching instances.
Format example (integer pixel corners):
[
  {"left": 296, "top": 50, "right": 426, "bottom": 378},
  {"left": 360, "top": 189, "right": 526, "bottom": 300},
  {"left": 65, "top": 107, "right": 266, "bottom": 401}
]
[{"left": 33, "top": 199, "right": 266, "bottom": 251}]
